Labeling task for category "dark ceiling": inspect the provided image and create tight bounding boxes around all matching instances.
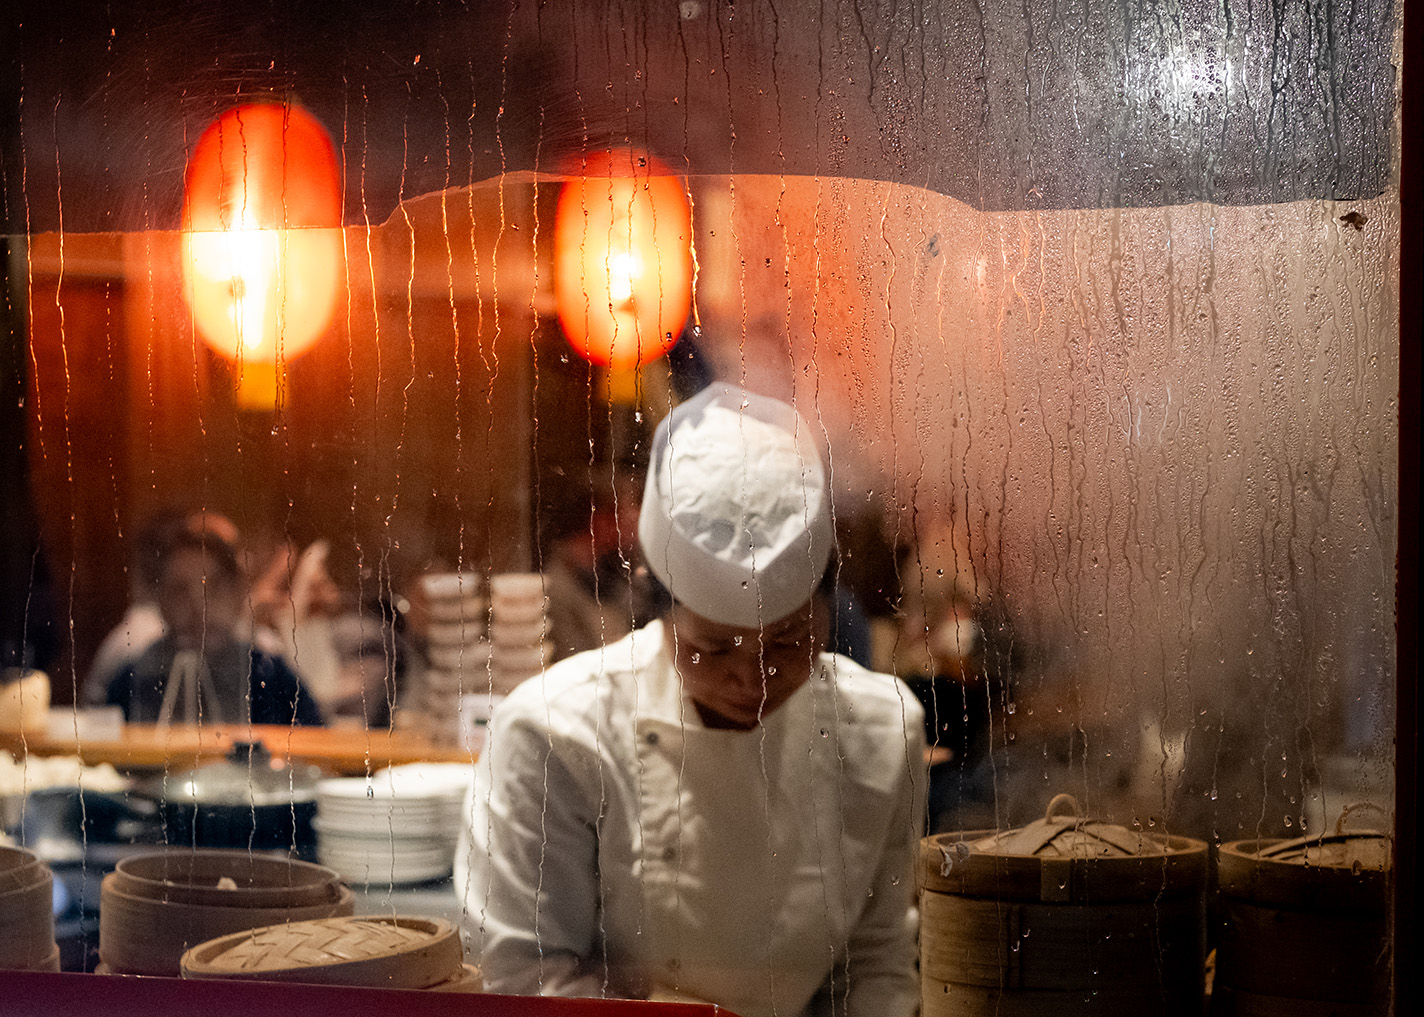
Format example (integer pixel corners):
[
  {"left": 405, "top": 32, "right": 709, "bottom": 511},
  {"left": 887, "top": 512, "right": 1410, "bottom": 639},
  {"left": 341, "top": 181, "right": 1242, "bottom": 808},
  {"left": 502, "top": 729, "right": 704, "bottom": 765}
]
[{"left": 0, "top": 0, "right": 1398, "bottom": 234}]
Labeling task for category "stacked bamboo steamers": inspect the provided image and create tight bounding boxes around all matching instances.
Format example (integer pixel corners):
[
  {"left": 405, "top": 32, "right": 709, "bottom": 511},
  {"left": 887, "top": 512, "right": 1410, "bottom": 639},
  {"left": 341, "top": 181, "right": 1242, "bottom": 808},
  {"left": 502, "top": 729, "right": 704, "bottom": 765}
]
[
  {"left": 921, "top": 794, "right": 1209, "bottom": 1017},
  {"left": 1213, "top": 803, "right": 1392, "bottom": 1017},
  {"left": 0, "top": 846, "right": 60, "bottom": 972},
  {"left": 920, "top": 795, "right": 1394, "bottom": 1017},
  {"left": 98, "top": 849, "right": 354, "bottom": 975}
]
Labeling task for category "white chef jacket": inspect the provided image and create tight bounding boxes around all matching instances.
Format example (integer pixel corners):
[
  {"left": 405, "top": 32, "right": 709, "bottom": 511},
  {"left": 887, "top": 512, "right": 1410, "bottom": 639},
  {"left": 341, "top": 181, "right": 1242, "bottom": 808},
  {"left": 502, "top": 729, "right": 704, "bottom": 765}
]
[{"left": 457, "top": 619, "right": 926, "bottom": 1017}]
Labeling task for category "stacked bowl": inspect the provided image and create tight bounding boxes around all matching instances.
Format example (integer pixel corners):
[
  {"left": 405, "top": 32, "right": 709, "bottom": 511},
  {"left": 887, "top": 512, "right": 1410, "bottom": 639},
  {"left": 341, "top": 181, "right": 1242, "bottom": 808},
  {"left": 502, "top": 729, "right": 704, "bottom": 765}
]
[
  {"left": 488, "top": 572, "right": 552, "bottom": 695},
  {"left": 315, "top": 765, "right": 471, "bottom": 886},
  {"left": 99, "top": 849, "right": 353, "bottom": 976},
  {"left": 0, "top": 846, "right": 59, "bottom": 972},
  {"left": 419, "top": 572, "right": 490, "bottom": 744}
]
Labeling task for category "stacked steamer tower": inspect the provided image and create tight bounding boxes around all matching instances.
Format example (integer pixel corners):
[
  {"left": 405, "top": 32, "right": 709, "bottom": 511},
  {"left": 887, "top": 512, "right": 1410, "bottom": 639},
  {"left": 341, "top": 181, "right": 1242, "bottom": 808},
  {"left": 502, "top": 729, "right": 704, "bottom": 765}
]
[
  {"left": 919, "top": 794, "right": 1393, "bottom": 1017},
  {"left": 920, "top": 794, "right": 1208, "bottom": 1017},
  {"left": 0, "top": 846, "right": 61, "bottom": 973}
]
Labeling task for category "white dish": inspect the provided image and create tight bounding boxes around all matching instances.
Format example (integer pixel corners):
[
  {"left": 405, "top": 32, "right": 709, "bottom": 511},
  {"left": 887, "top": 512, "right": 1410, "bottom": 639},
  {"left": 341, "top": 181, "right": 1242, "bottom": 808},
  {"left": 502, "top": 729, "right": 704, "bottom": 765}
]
[
  {"left": 489, "top": 573, "right": 543, "bottom": 601},
  {"left": 425, "top": 595, "right": 487, "bottom": 623},
  {"left": 427, "top": 619, "right": 486, "bottom": 647},
  {"left": 425, "top": 668, "right": 491, "bottom": 694},
  {"left": 490, "top": 641, "right": 552, "bottom": 669},
  {"left": 421, "top": 572, "right": 483, "bottom": 600},
  {"left": 489, "top": 619, "right": 547, "bottom": 646},
  {"left": 488, "top": 598, "right": 547, "bottom": 625},
  {"left": 427, "top": 642, "right": 492, "bottom": 671}
]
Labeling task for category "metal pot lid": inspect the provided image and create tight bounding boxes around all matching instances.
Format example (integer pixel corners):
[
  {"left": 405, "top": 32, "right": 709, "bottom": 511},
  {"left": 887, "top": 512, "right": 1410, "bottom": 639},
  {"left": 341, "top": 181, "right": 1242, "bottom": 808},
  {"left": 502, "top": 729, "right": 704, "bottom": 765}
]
[
  {"left": 970, "top": 793, "right": 1161, "bottom": 859},
  {"left": 153, "top": 740, "right": 321, "bottom": 807}
]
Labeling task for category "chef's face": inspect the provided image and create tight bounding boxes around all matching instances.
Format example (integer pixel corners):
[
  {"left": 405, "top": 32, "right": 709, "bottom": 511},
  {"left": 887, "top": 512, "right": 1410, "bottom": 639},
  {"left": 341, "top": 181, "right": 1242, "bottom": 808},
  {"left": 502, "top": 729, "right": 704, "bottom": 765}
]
[
  {"left": 667, "top": 598, "right": 826, "bottom": 730},
  {"left": 157, "top": 546, "right": 242, "bottom": 650}
]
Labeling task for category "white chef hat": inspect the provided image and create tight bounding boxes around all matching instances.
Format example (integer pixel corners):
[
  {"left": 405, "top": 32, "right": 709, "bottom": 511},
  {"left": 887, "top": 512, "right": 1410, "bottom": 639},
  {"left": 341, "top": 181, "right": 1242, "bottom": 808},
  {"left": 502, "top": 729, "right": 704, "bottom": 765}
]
[{"left": 638, "top": 384, "right": 833, "bottom": 628}]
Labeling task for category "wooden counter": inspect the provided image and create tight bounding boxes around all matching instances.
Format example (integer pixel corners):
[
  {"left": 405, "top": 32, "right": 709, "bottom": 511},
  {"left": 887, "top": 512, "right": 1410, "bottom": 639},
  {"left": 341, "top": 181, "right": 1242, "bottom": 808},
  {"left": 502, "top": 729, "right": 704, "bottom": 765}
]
[{"left": 0, "top": 723, "right": 475, "bottom": 776}]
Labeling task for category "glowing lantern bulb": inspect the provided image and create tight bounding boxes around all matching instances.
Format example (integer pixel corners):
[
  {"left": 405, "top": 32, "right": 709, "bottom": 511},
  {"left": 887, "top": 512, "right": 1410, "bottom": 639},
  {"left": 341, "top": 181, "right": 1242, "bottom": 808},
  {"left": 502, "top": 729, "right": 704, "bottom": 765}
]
[
  {"left": 554, "top": 150, "right": 693, "bottom": 370},
  {"left": 181, "top": 102, "right": 342, "bottom": 406}
]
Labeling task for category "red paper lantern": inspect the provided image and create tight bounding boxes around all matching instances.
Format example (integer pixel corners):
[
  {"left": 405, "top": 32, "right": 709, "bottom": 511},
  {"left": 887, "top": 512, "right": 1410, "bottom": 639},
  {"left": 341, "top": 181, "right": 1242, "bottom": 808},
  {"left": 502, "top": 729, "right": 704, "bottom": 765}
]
[
  {"left": 554, "top": 149, "right": 693, "bottom": 370},
  {"left": 181, "top": 103, "right": 342, "bottom": 403}
]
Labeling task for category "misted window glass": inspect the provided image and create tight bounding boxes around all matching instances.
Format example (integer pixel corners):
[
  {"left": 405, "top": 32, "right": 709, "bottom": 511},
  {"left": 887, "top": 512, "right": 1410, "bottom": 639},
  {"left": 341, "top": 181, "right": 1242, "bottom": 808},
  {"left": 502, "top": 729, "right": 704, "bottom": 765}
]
[{"left": 0, "top": 1, "right": 1398, "bottom": 1013}]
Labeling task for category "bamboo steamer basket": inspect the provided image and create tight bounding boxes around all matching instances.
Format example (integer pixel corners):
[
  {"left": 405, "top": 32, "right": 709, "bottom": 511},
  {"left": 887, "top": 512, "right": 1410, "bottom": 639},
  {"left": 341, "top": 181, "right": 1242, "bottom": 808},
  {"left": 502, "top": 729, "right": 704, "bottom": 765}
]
[
  {"left": 100, "top": 848, "right": 354, "bottom": 976},
  {"left": 0, "top": 844, "right": 45, "bottom": 893},
  {"left": 181, "top": 915, "right": 479, "bottom": 992},
  {"left": 0, "top": 846, "right": 58, "bottom": 971},
  {"left": 112, "top": 848, "right": 345, "bottom": 909},
  {"left": 1213, "top": 803, "right": 1390, "bottom": 1017},
  {"left": 921, "top": 793, "right": 1208, "bottom": 1017}
]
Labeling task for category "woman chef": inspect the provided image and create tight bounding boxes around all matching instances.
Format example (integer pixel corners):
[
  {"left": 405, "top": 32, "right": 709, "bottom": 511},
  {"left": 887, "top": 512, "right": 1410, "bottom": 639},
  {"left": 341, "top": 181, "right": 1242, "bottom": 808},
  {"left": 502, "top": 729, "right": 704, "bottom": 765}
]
[{"left": 458, "top": 385, "right": 925, "bottom": 1017}]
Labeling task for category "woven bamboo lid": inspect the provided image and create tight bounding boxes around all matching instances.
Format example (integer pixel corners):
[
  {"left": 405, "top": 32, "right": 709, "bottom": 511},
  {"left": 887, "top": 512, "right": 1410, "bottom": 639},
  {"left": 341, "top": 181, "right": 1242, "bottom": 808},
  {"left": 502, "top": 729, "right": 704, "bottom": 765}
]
[
  {"left": 1219, "top": 802, "right": 1391, "bottom": 912},
  {"left": 921, "top": 793, "right": 1207, "bottom": 902},
  {"left": 181, "top": 915, "right": 464, "bottom": 989}
]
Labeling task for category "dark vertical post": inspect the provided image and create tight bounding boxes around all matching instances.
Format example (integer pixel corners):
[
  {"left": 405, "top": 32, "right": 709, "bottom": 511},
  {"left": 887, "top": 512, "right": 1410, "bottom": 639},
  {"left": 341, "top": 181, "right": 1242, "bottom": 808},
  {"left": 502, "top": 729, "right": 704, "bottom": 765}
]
[
  {"left": 1396, "top": 1, "right": 1421, "bottom": 1014},
  {"left": 1, "top": 238, "right": 57, "bottom": 674}
]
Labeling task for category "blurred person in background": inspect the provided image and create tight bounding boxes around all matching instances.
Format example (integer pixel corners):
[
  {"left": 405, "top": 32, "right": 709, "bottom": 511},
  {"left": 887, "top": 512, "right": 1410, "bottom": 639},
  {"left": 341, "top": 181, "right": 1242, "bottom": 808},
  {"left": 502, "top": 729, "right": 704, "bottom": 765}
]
[
  {"left": 249, "top": 537, "right": 344, "bottom": 713},
  {"left": 899, "top": 567, "right": 1018, "bottom": 833},
  {"left": 104, "top": 513, "right": 323, "bottom": 727},
  {"left": 82, "top": 508, "right": 192, "bottom": 705},
  {"left": 322, "top": 596, "right": 414, "bottom": 728},
  {"left": 542, "top": 466, "right": 662, "bottom": 662}
]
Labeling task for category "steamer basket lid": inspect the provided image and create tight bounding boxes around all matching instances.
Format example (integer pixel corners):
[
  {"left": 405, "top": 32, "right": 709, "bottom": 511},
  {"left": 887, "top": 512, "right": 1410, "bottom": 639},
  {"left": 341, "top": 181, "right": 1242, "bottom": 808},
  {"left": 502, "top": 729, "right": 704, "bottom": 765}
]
[
  {"left": 921, "top": 793, "right": 1207, "bottom": 902},
  {"left": 1242, "top": 802, "right": 1391, "bottom": 871},
  {"left": 970, "top": 794, "right": 1157, "bottom": 859},
  {"left": 1218, "top": 802, "right": 1391, "bottom": 911},
  {"left": 181, "top": 915, "right": 462, "bottom": 989}
]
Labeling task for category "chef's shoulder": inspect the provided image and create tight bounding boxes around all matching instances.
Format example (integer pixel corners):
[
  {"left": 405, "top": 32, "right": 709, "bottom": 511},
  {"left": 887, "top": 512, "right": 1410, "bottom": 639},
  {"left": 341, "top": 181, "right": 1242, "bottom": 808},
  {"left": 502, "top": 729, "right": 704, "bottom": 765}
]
[
  {"left": 820, "top": 653, "right": 926, "bottom": 754},
  {"left": 492, "top": 631, "right": 642, "bottom": 740}
]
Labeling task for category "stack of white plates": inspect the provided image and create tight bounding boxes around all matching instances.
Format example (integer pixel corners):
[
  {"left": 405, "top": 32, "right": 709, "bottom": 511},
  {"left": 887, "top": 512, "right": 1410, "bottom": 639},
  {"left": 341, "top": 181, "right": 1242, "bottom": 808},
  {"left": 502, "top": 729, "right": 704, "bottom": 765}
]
[
  {"left": 419, "top": 572, "right": 490, "bottom": 742},
  {"left": 488, "top": 573, "right": 553, "bottom": 695},
  {"left": 315, "top": 765, "right": 472, "bottom": 885}
]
